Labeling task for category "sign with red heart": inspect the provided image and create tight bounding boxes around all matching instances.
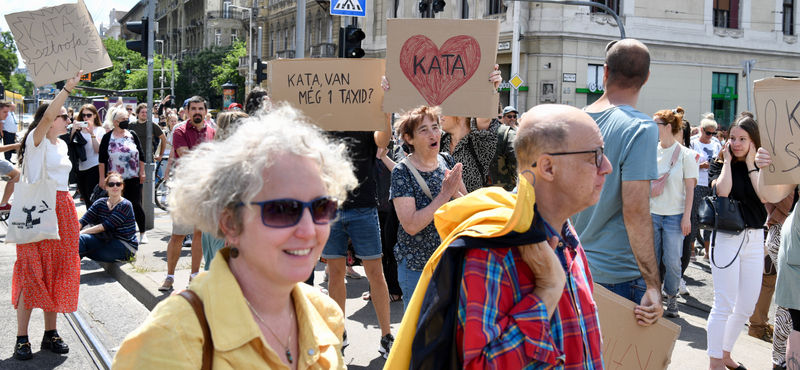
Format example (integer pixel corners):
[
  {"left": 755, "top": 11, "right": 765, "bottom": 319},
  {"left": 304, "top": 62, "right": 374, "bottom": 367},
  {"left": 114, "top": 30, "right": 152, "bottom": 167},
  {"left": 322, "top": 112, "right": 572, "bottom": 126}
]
[
  {"left": 399, "top": 35, "right": 481, "bottom": 106},
  {"left": 384, "top": 19, "right": 500, "bottom": 118}
]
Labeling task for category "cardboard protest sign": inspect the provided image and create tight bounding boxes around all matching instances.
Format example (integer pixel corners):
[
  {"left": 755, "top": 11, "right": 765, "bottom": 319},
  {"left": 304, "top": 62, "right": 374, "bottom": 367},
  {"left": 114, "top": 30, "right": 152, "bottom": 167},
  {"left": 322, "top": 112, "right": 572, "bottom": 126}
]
[
  {"left": 5, "top": 0, "right": 113, "bottom": 87},
  {"left": 383, "top": 19, "right": 500, "bottom": 118},
  {"left": 594, "top": 284, "right": 681, "bottom": 370},
  {"left": 753, "top": 78, "right": 800, "bottom": 185},
  {"left": 268, "top": 58, "right": 386, "bottom": 131}
]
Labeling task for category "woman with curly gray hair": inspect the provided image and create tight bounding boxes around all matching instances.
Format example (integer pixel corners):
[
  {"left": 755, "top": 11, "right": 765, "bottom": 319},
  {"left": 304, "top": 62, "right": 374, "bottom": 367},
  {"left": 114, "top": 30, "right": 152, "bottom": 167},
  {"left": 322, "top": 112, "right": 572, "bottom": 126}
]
[{"left": 114, "top": 105, "right": 357, "bottom": 369}]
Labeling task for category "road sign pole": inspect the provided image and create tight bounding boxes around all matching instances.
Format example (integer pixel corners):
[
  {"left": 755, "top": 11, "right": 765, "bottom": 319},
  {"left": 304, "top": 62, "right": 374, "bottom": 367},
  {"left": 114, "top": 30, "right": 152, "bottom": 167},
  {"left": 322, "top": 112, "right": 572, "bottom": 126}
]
[{"left": 144, "top": 0, "right": 155, "bottom": 230}]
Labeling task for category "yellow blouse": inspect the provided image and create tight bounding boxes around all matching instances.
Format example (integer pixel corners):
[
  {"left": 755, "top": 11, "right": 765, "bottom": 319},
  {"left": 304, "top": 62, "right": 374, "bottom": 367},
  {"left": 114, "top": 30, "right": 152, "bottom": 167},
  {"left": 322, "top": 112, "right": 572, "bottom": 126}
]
[{"left": 113, "top": 248, "right": 346, "bottom": 369}]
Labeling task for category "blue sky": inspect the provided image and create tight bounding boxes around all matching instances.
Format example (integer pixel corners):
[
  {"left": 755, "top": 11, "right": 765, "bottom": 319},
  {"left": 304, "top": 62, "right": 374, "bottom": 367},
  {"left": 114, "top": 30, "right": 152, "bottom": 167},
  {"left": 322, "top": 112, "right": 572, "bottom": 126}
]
[{"left": 2, "top": 0, "right": 142, "bottom": 66}]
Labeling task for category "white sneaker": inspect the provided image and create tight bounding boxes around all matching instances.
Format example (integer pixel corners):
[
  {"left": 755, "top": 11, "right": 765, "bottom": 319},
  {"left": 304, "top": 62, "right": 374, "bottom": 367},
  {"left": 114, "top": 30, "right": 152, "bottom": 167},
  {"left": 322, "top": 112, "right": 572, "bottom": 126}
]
[
  {"left": 679, "top": 278, "right": 691, "bottom": 295},
  {"left": 139, "top": 233, "right": 148, "bottom": 244}
]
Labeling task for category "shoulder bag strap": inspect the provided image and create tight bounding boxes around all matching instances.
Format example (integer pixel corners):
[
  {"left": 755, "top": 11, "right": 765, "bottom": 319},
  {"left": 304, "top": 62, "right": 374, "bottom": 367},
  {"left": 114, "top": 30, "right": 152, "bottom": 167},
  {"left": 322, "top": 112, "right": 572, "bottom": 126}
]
[
  {"left": 466, "top": 135, "right": 488, "bottom": 186},
  {"left": 709, "top": 186, "right": 746, "bottom": 269},
  {"left": 669, "top": 144, "right": 681, "bottom": 167},
  {"left": 400, "top": 158, "right": 433, "bottom": 201},
  {"left": 178, "top": 290, "right": 213, "bottom": 370}
]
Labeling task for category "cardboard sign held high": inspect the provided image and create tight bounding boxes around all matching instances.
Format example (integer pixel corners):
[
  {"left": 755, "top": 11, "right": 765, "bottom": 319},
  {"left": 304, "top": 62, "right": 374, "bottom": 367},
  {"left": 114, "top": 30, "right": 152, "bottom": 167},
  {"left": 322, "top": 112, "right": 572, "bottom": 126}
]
[
  {"left": 268, "top": 58, "right": 385, "bottom": 131},
  {"left": 754, "top": 78, "right": 800, "bottom": 185},
  {"left": 594, "top": 284, "right": 681, "bottom": 370},
  {"left": 384, "top": 19, "right": 500, "bottom": 118},
  {"left": 5, "top": 0, "right": 113, "bottom": 87}
]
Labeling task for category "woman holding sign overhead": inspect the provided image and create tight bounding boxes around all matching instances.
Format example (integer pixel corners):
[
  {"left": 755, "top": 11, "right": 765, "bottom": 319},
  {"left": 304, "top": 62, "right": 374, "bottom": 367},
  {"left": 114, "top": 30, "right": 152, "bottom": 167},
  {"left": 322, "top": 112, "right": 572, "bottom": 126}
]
[
  {"left": 705, "top": 112, "right": 767, "bottom": 370},
  {"left": 12, "top": 71, "right": 83, "bottom": 361}
]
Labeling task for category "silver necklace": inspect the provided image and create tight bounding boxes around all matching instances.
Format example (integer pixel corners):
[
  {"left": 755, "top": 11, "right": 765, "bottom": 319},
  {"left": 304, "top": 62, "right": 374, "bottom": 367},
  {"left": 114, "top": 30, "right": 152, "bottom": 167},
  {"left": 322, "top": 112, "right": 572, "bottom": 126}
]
[{"left": 244, "top": 298, "right": 294, "bottom": 364}]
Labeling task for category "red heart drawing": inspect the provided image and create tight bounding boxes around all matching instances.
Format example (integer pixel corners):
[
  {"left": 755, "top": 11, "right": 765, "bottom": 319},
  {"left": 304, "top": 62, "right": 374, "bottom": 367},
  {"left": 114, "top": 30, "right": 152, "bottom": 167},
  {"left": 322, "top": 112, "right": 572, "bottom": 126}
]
[{"left": 399, "top": 35, "right": 481, "bottom": 107}]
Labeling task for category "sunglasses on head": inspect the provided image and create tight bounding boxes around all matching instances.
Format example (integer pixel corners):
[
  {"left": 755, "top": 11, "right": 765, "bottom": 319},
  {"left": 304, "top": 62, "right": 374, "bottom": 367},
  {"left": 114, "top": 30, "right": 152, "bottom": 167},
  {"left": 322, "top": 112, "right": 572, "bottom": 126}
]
[
  {"left": 238, "top": 196, "right": 338, "bottom": 228},
  {"left": 107, "top": 182, "right": 124, "bottom": 188},
  {"left": 505, "top": 114, "right": 517, "bottom": 119}
]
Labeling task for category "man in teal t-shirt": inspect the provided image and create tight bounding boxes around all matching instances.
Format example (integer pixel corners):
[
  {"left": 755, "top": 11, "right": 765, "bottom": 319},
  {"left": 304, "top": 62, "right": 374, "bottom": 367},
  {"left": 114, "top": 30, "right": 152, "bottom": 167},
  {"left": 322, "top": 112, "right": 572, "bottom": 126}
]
[{"left": 572, "top": 39, "right": 663, "bottom": 327}]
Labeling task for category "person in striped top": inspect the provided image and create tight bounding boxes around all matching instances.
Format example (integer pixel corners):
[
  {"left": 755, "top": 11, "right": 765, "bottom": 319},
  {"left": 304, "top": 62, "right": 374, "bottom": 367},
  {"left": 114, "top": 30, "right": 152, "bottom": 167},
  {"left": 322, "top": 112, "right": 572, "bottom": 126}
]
[{"left": 78, "top": 172, "right": 138, "bottom": 262}]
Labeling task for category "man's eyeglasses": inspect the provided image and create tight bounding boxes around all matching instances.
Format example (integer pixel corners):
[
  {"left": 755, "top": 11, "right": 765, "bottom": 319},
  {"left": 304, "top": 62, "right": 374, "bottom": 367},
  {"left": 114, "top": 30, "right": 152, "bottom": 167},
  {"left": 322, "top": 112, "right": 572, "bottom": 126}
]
[
  {"left": 505, "top": 114, "right": 517, "bottom": 119},
  {"left": 238, "top": 196, "right": 339, "bottom": 228},
  {"left": 533, "top": 146, "right": 605, "bottom": 168},
  {"left": 704, "top": 130, "right": 717, "bottom": 136}
]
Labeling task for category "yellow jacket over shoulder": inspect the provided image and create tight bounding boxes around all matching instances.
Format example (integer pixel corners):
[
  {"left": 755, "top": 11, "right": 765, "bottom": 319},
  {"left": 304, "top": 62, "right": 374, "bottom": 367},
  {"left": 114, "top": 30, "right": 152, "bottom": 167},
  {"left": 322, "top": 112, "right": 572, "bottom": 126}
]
[{"left": 113, "top": 247, "right": 346, "bottom": 370}]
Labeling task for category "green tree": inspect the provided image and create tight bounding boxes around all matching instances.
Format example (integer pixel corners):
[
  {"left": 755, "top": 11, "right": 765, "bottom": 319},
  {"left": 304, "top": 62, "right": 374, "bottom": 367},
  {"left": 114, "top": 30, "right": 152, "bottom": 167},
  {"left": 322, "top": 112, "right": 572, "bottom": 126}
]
[
  {"left": 91, "top": 38, "right": 146, "bottom": 93},
  {"left": 175, "top": 45, "right": 233, "bottom": 107},
  {"left": 125, "top": 55, "right": 177, "bottom": 102},
  {"left": 0, "top": 31, "right": 19, "bottom": 84},
  {"left": 210, "top": 41, "right": 246, "bottom": 108},
  {"left": 7, "top": 73, "right": 33, "bottom": 97}
]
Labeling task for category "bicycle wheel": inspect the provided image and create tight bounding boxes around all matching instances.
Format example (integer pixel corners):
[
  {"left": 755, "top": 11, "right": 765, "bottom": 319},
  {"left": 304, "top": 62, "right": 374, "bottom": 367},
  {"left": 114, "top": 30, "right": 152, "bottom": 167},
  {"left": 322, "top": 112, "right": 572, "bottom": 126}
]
[{"left": 155, "top": 178, "right": 170, "bottom": 211}]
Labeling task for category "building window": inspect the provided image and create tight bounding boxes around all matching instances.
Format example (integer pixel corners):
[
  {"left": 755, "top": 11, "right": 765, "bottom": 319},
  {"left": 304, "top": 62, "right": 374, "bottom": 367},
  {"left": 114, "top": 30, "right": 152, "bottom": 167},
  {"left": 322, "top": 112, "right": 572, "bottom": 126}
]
[
  {"left": 487, "top": 0, "right": 506, "bottom": 15},
  {"left": 784, "top": 0, "right": 795, "bottom": 35},
  {"left": 231, "top": 29, "right": 238, "bottom": 44},
  {"left": 291, "top": 26, "right": 296, "bottom": 49},
  {"left": 215, "top": 29, "right": 222, "bottom": 46},
  {"left": 223, "top": 0, "right": 231, "bottom": 18},
  {"left": 711, "top": 72, "right": 738, "bottom": 128},
  {"left": 586, "top": 64, "right": 604, "bottom": 104},
  {"left": 270, "top": 32, "right": 274, "bottom": 56},
  {"left": 462, "top": 0, "right": 469, "bottom": 19},
  {"left": 713, "top": 0, "right": 739, "bottom": 29},
  {"left": 590, "top": 0, "right": 620, "bottom": 14}
]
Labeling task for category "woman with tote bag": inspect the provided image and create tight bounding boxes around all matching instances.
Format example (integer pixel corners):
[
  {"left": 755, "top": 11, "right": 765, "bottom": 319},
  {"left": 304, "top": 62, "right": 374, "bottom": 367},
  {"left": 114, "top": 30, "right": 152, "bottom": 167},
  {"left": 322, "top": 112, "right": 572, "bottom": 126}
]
[{"left": 10, "top": 71, "right": 82, "bottom": 361}]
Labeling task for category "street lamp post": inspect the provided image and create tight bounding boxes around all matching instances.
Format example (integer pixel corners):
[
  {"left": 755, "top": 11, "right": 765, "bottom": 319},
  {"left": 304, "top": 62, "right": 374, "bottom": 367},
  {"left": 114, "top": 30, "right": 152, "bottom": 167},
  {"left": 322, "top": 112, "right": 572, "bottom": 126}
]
[{"left": 228, "top": 4, "right": 253, "bottom": 92}]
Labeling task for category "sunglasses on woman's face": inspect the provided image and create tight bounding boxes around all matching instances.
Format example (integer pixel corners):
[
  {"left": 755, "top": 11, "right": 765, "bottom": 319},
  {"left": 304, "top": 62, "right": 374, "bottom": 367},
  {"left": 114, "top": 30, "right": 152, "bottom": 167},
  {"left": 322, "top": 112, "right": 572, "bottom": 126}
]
[
  {"left": 82, "top": 112, "right": 94, "bottom": 118},
  {"left": 107, "top": 182, "right": 124, "bottom": 188},
  {"left": 58, "top": 114, "right": 70, "bottom": 121},
  {"left": 238, "top": 196, "right": 338, "bottom": 228}
]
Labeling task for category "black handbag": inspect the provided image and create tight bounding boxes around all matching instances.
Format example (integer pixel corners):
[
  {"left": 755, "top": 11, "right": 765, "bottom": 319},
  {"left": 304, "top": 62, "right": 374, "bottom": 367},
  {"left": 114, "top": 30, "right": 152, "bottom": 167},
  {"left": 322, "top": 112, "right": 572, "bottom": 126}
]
[
  {"left": 697, "top": 187, "right": 746, "bottom": 269},
  {"left": 89, "top": 185, "right": 108, "bottom": 205}
]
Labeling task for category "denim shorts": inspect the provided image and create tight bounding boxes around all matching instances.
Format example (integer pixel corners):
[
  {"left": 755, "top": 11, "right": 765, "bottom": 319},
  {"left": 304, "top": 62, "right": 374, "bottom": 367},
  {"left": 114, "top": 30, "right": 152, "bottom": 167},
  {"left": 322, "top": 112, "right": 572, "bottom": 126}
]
[{"left": 321, "top": 207, "right": 382, "bottom": 260}]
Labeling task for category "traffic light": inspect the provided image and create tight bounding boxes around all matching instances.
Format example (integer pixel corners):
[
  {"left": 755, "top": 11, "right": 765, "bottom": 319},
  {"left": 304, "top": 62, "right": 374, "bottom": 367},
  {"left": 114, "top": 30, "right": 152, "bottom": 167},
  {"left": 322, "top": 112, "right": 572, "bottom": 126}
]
[
  {"left": 339, "top": 25, "right": 365, "bottom": 59},
  {"left": 125, "top": 18, "right": 149, "bottom": 57},
  {"left": 433, "top": 0, "right": 446, "bottom": 13},
  {"left": 256, "top": 59, "right": 268, "bottom": 84},
  {"left": 125, "top": 63, "right": 131, "bottom": 74}
]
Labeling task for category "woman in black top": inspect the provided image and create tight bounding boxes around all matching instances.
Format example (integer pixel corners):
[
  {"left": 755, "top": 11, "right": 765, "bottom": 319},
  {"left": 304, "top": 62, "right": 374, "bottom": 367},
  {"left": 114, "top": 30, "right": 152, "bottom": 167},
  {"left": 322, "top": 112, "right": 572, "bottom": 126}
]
[{"left": 705, "top": 112, "right": 767, "bottom": 370}]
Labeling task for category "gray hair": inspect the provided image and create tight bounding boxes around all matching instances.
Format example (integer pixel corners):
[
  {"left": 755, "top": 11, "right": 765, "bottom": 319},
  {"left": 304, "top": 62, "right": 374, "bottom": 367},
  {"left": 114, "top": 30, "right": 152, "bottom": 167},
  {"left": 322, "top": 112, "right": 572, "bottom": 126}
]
[
  {"left": 514, "top": 120, "right": 569, "bottom": 168},
  {"left": 168, "top": 104, "right": 358, "bottom": 239}
]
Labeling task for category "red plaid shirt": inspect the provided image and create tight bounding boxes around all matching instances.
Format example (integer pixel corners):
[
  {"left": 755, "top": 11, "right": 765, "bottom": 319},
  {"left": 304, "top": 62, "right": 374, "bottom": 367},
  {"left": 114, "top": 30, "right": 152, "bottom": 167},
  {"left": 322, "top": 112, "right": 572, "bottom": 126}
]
[{"left": 457, "top": 220, "right": 604, "bottom": 369}]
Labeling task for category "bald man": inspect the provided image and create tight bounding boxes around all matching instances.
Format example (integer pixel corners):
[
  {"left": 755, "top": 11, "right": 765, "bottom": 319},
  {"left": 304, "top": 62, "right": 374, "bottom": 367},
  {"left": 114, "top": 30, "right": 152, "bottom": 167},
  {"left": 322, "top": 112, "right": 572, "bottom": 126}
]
[
  {"left": 452, "top": 105, "right": 611, "bottom": 369},
  {"left": 386, "top": 105, "right": 611, "bottom": 369},
  {"left": 571, "top": 38, "right": 664, "bottom": 326}
]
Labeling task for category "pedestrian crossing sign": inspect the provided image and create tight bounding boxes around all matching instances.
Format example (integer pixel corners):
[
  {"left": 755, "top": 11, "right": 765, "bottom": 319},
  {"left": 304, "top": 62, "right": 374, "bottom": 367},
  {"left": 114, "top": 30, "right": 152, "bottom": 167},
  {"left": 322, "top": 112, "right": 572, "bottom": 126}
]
[{"left": 330, "top": 0, "right": 366, "bottom": 17}]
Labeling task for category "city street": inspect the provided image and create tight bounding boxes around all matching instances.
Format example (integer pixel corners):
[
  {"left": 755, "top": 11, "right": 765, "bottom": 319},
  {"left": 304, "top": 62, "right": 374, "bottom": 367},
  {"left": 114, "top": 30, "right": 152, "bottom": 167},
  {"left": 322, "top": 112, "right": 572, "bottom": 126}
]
[{"left": 0, "top": 183, "right": 778, "bottom": 369}]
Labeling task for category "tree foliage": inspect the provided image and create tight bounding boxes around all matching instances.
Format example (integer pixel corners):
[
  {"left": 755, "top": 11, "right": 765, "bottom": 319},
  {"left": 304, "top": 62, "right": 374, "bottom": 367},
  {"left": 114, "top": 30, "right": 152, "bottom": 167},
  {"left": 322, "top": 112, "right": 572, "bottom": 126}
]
[
  {"left": 210, "top": 41, "right": 246, "bottom": 107},
  {"left": 0, "top": 31, "right": 19, "bottom": 85},
  {"left": 175, "top": 45, "right": 236, "bottom": 108}
]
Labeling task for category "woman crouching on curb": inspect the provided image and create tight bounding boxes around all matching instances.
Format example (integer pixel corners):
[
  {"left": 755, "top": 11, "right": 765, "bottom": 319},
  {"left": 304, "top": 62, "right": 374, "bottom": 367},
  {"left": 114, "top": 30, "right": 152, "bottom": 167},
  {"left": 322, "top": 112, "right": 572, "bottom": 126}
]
[{"left": 113, "top": 104, "right": 357, "bottom": 369}]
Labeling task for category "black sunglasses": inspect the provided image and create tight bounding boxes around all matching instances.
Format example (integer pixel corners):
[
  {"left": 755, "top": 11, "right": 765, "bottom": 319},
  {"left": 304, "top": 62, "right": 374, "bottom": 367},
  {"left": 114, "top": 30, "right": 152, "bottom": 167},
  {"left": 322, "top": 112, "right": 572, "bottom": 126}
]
[
  {"left": 58, "top": 114, "right": 70, "bottom": 121},
  {"left": 505, "top": 114, "right": 517, "bottom": 119},
  {"left": 705, "top": 130, "right": 717, "bottom": 136},
  {"left": 82, "top": 112, "right": 94, "bottom": 117},
  {"left": 238, "top": 196, "right": 338, "bottom": 228},
  {"left": 533, "top": 146, "right": 605, "bottom": 168},
  {"left": 107, "top": 182, "right": 124, "bottom": 188}
]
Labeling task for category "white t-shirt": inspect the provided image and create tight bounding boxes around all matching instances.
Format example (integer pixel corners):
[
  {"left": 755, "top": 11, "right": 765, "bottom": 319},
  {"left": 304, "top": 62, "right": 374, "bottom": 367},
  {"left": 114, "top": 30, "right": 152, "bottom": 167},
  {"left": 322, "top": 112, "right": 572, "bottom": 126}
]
[
  {"left": 24, "top": 132, "right": 72, "bottom": 191},
  {"left": 650, "top": 142, "right": 700, "bottom": 216},
  {"left": 691, "top": 139, "right": 722, "bottom": 187},
  {"left": 77, "top": 126, "right": 106, "bottom": 171}
]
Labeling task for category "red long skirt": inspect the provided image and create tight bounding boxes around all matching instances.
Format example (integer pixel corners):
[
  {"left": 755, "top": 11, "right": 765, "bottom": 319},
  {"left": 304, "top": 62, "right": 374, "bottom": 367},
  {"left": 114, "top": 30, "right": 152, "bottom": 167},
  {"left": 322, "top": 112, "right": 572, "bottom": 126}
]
[{"left": 12, "top": 191, "right": 81, "bottom": 312}]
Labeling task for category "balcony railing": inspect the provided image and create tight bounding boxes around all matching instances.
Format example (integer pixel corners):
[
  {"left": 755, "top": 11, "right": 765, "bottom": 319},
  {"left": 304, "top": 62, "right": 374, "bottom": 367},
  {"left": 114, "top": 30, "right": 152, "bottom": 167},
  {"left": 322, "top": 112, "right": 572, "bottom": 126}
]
[
  {"left": 311, "top": 43, "right": 336, "bottom": 58},
  {"left": 276, "top": 50, "right": 296, "bottom": 59},
  {"left": 207, "top": 10, "right": 248, "bottom": 20}
]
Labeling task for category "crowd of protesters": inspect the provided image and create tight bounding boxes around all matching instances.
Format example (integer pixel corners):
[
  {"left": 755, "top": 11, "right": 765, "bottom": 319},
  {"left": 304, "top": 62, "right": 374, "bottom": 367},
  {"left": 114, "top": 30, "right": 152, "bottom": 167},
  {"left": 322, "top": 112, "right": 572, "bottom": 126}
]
[{"left": 2, "top": 37, "right": 799, "bottom": 370}]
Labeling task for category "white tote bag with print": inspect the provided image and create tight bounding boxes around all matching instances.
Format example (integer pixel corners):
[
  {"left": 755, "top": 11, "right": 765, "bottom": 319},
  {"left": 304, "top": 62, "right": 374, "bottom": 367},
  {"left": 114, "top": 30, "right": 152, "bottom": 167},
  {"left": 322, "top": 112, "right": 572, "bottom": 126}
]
[{"left": 6, "top": 143, "right": 60, "bottom": 244}]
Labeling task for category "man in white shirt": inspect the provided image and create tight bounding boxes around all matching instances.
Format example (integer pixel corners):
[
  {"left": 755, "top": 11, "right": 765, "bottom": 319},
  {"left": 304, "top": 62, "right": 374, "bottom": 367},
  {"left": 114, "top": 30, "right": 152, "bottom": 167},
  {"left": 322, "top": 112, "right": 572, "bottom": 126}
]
[{"left": 2, "top": 103, "right": 18, "bottom": 162}]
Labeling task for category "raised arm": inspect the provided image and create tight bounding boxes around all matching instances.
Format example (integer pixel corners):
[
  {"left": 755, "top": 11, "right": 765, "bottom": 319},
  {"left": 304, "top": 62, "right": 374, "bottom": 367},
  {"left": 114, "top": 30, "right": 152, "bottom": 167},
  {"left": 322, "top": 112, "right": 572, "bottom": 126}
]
[{"left": 33, "top": 71, "right": 82, "bottom": 146}]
